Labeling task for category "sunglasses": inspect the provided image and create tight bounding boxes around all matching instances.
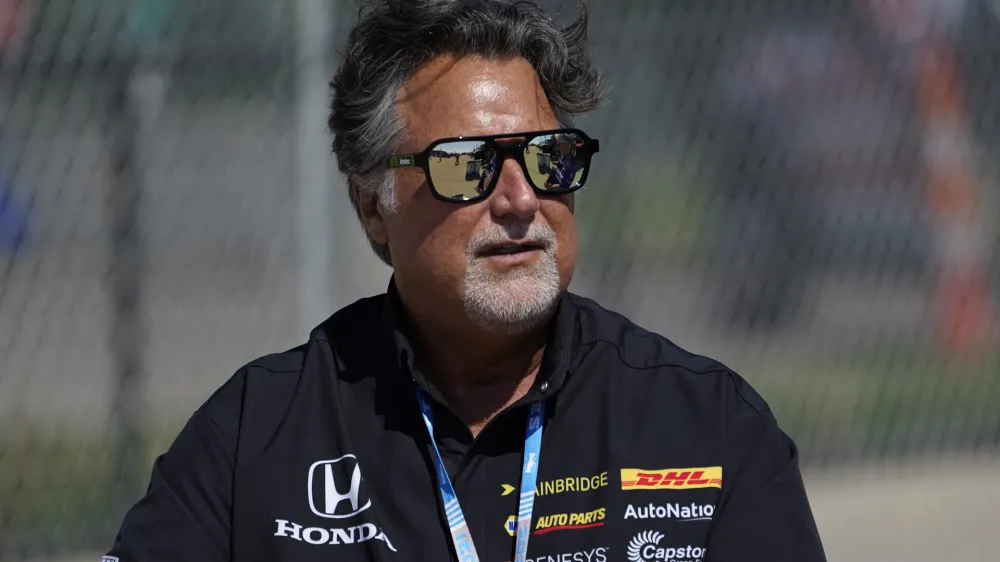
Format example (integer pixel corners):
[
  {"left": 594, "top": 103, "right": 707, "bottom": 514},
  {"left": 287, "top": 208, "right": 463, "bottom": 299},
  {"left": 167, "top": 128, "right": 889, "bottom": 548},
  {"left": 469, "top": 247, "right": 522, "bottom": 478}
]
[{"left": 385, "top": 128, "right": 600, "bottom": 203}]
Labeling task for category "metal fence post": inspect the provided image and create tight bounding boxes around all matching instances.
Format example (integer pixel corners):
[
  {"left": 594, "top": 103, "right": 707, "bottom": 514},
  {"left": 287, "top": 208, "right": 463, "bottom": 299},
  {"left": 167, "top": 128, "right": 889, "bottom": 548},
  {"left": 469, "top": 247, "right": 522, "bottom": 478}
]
[
  {"left": 106, "top": 0, "right": 170, "bottom": 529},
  {"left": 296, "top": 0, "right": 336, "bottom": 337}
]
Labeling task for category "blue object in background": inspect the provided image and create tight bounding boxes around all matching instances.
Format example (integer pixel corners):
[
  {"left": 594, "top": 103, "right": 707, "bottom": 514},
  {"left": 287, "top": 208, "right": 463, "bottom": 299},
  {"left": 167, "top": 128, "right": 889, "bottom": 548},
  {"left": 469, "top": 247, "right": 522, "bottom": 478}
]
[{"left": 0, "top": 166, "right": 28, "bottom": 251}]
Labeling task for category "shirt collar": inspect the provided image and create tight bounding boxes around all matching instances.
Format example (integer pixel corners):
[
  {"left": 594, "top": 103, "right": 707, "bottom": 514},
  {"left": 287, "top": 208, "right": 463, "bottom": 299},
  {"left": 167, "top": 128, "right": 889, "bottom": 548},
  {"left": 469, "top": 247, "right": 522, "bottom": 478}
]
[{"left": 381, "top": 275, "right": 577, "bottom": 403}]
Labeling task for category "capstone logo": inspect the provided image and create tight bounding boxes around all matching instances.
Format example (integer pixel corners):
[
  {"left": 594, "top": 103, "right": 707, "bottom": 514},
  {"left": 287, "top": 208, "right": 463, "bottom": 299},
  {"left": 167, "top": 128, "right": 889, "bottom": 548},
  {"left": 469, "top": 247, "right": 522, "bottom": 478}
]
[
  {"left": 623, "top": 502, "right": 714, "bottom": 522},
  {"left": 526, "top": 546, "right": 609, "bottom": 562},
  {"left": 626, "top": 531, "right": 706, "bottom": 562},
  {"left": 274, "top": 519, "right": 396, "bottom": 552}
]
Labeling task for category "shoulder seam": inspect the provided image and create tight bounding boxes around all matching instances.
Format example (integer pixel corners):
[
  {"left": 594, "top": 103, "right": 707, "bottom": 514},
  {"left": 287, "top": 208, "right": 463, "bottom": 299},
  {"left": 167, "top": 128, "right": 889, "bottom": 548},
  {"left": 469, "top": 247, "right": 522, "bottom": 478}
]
[
  {"left": 244, "top": 340, "right": 328, "bottom": 374},
  {"left": 243, "top": 364, "right": 302, "bottom": 374},
  {"left": 726, "top": 370, "right": 766, "bottom": 415},
  {"left": 582, "top": 338, "right": 765, "bottom": 414},
  {"left": 582, "top": 337, "right": 730, "bottom": 376},
  {"left": 723, "top": 406, "right": 771, "bottom": 449}
]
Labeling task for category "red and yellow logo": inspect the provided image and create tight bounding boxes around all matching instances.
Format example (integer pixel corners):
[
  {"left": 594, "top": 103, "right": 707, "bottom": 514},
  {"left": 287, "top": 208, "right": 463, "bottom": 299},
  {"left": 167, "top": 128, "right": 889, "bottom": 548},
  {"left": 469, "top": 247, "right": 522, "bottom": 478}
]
[
  {"left": 504, "top": 508, "right": 606, "bottom": 537},
  {"left": 620, "top": 467, "right": 722, "bottom": 490}
]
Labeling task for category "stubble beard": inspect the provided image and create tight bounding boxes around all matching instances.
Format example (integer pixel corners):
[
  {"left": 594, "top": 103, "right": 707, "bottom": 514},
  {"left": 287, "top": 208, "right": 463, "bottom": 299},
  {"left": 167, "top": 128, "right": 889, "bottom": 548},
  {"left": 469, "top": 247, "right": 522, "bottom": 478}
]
[{"left": 462, "top": 227, "right": 562, "bottom": 335}]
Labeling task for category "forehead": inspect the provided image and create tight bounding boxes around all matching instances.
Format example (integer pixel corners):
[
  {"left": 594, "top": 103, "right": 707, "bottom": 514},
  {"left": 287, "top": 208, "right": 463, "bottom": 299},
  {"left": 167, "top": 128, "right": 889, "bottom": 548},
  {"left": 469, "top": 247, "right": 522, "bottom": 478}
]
[{"left": 397, "top": 56, "right": 558, "bottom": 150}]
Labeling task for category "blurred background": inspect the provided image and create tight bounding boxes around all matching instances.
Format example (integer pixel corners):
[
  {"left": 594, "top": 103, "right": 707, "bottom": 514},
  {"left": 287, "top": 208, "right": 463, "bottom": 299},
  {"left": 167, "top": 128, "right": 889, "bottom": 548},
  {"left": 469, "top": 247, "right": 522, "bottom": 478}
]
[{"left": 0, "top": 0, "right": 998, "bottom": 560}]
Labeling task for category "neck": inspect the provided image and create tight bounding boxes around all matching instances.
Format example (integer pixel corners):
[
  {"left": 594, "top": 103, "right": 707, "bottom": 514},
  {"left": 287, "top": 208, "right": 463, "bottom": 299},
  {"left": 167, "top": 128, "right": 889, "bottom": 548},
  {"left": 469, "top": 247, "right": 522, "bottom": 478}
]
[{"left": 401, "top": 295, "right": 552, "bottom": 436}]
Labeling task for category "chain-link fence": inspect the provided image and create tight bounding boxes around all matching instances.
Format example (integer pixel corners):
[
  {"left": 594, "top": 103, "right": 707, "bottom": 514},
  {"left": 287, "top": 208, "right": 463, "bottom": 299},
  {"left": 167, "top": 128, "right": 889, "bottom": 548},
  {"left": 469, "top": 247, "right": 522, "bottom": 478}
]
[{"left": 1, "top": 0, "right": 998, "bottom": 559}]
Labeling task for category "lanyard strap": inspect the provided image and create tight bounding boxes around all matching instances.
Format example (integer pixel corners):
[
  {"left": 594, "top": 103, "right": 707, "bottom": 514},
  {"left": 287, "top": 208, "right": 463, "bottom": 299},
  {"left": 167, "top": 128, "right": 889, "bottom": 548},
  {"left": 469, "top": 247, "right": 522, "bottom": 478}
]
[{"left": 416, "top": 389, "right": 545, "bottom": 562}]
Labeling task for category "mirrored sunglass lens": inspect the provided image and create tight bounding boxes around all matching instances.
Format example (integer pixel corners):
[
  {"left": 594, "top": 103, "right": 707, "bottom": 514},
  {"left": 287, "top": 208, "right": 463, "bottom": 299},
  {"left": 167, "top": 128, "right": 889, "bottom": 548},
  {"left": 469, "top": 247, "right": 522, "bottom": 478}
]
[
  {"left": 426, "top": 140, "right": 498, "bottom": 200},
  {"left": 523, "top": 133, "right": 588, "bottom": 192}
]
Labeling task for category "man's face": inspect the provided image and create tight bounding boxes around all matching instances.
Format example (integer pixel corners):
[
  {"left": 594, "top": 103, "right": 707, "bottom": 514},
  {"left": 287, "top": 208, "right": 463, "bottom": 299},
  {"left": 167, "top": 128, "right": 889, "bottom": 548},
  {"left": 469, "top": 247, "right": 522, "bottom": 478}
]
[{"left": 363, "top": 56, "right": 579, "bottom": 334}]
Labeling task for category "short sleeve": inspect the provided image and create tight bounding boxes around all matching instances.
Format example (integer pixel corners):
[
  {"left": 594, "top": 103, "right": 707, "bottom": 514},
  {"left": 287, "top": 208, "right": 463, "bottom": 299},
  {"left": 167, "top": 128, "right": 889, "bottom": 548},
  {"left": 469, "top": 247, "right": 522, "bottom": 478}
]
[
  {"left": 102, "top": 371, "right": 245, "bottom": 562},
  {"left": 704, "top": 375, "right": 827, "bottom": 561}
]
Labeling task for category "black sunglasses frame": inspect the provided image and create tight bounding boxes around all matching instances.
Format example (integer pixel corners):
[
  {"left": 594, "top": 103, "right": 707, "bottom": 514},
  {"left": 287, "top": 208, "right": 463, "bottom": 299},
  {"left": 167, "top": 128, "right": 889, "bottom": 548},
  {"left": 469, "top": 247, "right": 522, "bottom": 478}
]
[{"left": 385, "top": 128, "right": 600, "bottom": 203}]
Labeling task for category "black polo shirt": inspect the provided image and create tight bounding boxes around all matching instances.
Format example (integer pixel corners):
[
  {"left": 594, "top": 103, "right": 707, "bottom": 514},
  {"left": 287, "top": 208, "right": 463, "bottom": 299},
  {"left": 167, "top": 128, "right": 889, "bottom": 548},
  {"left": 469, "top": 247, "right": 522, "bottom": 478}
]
[{"left": 104, "top": 280, "right": 826, "bottom": 562}]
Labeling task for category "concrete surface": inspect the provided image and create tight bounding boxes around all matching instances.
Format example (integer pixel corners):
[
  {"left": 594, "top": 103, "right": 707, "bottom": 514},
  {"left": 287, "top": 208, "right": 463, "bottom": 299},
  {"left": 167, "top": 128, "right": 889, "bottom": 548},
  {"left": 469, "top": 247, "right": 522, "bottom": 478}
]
[{"left": 804, "top": 451, "right": 999, "bottom": 562}]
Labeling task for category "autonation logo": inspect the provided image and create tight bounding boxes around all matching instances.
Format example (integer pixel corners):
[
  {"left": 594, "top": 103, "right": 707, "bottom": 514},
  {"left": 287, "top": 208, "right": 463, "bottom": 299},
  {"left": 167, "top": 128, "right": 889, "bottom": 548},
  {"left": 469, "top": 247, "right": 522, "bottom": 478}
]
[{"left": 624, "top": 502, "right": 714, "bottom": 522}]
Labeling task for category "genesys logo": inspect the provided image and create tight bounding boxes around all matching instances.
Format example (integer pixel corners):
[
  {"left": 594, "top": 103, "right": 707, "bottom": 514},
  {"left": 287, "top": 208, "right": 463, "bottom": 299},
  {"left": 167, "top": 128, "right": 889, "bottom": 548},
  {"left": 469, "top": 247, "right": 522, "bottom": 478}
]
[
  {"left": 274, "top": 455, "right": 396, "bottom": 552},
  {"left": 620, "top": 467, "right": 722, "bottom": 491},
  {"left": 626, "top": 531, "right": 706, "bottom": 562},
  {"left": 525, "top": 546, "right": 610, "bottom": 562},
  {"left": 505, "top": 508, "right": 606, "bottom": 536},
  {"left": 501, "top": 471, "right": 609, "bottom": 498},
  {"left": 624, "top": 502, "right": 714, "bottom": 522}
]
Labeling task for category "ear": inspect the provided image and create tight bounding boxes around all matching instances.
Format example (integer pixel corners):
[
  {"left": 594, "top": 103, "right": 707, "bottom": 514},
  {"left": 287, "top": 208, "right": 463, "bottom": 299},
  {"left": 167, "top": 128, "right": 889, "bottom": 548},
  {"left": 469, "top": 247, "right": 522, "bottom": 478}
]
[{"left": 352, "top": 180, "right": 389, "bottom": 246}]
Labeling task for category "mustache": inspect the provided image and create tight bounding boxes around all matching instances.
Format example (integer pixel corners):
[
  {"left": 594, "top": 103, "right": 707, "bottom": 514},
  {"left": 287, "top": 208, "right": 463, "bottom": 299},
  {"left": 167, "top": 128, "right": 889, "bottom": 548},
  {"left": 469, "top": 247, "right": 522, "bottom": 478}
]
[{"left": 466, "top": 223, "right": 558, "bottom": 256}]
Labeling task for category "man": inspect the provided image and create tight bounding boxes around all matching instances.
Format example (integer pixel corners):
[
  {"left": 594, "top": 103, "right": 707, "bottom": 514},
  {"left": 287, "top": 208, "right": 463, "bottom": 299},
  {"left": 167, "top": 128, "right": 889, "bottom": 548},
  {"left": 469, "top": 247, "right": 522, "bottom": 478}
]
[{"left": 104, "top": 1, "right": 826, "bottom": 561}]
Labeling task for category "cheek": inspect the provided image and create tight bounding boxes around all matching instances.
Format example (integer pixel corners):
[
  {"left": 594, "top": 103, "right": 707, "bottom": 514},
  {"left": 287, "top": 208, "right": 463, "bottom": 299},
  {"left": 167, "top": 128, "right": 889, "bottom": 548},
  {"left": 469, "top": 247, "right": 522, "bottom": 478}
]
[
  {"left": 543, "top": 198, "right": 578, "bottom": 263},
  {"left": 386, "top": 177, "right": 447, "bottom": 252},
  {"left": 558, "top": 224, "right": 578, "bottom": 267},
  {"left": 555, "top": 223, "right": 578, "bottom": 289},
  {"left": 389, "top": 198, "right": 480, "bottom": 284},
  {"left": 416, "top": 215, "right": 473, "bottom": 266},
  {"left": 546, "top": 194, "right": 577, "bottom": 233}
]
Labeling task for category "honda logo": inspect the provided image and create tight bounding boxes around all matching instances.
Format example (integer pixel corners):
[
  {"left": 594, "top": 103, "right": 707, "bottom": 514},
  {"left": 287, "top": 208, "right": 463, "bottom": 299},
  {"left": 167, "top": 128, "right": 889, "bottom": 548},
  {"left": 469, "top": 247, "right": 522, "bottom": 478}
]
[{"left": 307, "top": 455, "right": 372, "bottom": 519}]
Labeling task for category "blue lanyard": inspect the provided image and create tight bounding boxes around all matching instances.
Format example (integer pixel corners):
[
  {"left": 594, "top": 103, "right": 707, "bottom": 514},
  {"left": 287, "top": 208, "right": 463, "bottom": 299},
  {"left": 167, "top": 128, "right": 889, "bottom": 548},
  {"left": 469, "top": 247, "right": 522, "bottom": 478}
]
[{"left": 416, "top": 389, "right": 545, "bottom": 562}]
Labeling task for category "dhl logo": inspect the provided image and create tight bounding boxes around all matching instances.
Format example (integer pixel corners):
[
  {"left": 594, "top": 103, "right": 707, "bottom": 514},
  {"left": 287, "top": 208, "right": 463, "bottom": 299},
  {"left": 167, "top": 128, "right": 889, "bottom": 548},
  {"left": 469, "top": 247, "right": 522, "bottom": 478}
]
[{"left": 620, "top": 467, "right": 722, "bottom": 490}]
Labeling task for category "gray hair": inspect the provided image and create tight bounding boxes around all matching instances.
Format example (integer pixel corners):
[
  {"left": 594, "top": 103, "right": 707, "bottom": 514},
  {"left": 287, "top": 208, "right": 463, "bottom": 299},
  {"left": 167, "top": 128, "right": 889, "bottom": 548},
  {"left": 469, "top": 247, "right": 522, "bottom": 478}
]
[{"left": 328, "top": 0, "right": 606, "bottom": 266}]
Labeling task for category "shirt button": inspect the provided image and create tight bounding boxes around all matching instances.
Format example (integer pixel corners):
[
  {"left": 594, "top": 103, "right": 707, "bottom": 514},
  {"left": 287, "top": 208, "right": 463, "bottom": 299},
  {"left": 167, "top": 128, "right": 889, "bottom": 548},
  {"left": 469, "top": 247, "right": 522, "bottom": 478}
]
[{"left": 540, "top": 382, "right": 549, "bottom": 392}]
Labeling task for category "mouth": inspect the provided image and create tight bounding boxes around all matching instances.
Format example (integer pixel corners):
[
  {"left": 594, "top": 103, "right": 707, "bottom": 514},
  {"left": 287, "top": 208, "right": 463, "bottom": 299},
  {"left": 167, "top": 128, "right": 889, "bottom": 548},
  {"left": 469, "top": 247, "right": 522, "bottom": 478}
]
[{"left": 477, "top": 241, "right": 546, "bottom": 258}]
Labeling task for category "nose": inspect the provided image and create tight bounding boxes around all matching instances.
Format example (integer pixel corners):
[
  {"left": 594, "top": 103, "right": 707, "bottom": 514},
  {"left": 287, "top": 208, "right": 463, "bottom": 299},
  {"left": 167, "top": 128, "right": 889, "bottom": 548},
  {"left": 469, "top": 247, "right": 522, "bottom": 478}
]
[{"left": 488, "top": 157, "right": 538, "bottom": 219}]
